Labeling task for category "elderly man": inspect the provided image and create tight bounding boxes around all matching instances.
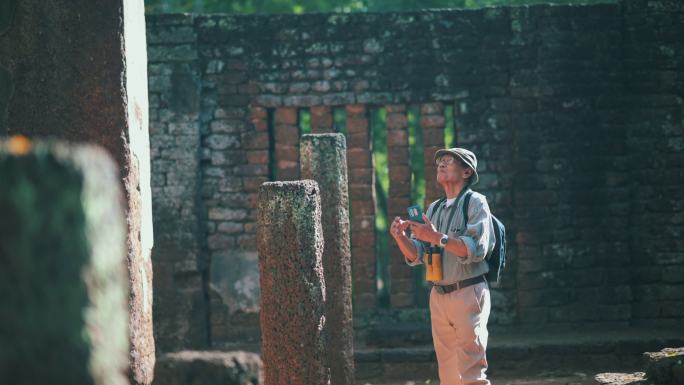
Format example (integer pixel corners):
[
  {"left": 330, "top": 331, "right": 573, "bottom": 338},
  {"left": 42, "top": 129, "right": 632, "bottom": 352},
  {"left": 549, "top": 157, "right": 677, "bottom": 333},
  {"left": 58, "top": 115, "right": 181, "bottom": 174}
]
[{"left": 390, "top": 147, "right": 495, "bottom": 385}]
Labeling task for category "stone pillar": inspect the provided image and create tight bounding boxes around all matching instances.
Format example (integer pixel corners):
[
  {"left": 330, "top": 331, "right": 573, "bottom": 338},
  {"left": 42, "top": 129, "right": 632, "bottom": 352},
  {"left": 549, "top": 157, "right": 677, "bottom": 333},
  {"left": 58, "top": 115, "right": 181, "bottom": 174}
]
[
  {"left": 257, "top": 181, "right": 328, "bottom": 385},
  {"left": 0, "top": 139, "right": 128, "bottom": 385},
  {"left": 345, "top": 104, "right": 377, "bottom": 310},
  {"left": 0, "top": 2, "right": 155, "bottom": 383},
  {"left": 301, "top": 134, "right": 354, "bottom": 385}
]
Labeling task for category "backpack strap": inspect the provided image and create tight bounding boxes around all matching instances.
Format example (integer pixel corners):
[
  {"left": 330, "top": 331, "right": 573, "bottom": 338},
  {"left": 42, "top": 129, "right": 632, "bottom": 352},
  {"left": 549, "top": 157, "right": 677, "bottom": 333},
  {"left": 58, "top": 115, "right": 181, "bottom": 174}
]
[
  {"left": 426, "top": 197, "right": 447, "bottom": 221},
  {"left": 461, "top": 190, "right": 474, "bottom": 225}
]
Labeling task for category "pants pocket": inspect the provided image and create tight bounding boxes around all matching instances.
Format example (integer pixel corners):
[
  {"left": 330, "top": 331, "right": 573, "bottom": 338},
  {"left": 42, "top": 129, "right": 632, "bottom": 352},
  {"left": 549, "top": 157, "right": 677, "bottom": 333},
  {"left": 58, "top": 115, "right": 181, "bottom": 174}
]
[{"left": 471, "top": 283, "right": 484, "bottom": 313}]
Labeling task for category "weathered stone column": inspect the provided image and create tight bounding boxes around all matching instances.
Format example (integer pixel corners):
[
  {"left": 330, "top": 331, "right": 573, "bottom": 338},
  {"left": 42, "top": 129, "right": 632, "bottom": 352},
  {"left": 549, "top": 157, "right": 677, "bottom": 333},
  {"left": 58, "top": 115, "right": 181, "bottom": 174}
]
[
  {"left": 0, "top": 2, "right": 155, "bottom": 383},
  {"left": 257, "top": 181, "right": 328, "bottom": 385},
  {"left": 0, "top": 139, "right": 128, "bottom": 385},
  {"left": 300, "top": 134, "right": 354, "bottom": 385}
]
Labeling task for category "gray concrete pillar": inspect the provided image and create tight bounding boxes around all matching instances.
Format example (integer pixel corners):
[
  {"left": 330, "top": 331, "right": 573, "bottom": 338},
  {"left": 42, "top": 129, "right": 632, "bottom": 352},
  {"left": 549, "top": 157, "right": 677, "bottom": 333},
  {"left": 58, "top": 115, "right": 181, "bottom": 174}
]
[
  {"left": 0, "top": 139, "right": 128, "bottom": 385},
  {"left": 0, "top": 2, "right": 154, "bottom": 383},
  {"left": 301, "top": 134, "right": 354, "bottom": 385},
  {"left": 257, "top": 181, "right": 329, "bottom": 385}
]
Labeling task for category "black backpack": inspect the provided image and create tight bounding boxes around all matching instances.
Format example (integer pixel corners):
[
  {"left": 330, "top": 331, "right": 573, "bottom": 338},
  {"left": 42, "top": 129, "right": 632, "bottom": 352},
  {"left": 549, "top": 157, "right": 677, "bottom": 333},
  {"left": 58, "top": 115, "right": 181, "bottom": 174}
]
[{"left": 462, "top": 190, "right": 507, "bottom": 285}]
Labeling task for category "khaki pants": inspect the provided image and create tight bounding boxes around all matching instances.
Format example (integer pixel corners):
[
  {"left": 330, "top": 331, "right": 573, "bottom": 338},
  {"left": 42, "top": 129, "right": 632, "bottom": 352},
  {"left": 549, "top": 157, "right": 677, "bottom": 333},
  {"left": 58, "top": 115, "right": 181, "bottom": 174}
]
[{"left": 430, "top": 281, "right": 491, "bottom": 385}]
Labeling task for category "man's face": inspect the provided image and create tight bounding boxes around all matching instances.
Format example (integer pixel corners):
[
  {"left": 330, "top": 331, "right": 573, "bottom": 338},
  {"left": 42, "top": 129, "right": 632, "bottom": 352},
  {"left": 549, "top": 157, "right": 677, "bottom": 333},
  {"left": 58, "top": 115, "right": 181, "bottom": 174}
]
[{"left": 435, "top": 154, "right": 471, "bottom": 185}]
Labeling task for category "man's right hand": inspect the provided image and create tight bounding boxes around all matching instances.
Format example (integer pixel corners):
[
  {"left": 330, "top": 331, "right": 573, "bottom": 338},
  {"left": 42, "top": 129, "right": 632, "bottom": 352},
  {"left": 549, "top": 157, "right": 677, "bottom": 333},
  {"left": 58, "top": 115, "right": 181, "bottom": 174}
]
[{"left": 390, "top": 216, "right": 410, "bottom": 239}]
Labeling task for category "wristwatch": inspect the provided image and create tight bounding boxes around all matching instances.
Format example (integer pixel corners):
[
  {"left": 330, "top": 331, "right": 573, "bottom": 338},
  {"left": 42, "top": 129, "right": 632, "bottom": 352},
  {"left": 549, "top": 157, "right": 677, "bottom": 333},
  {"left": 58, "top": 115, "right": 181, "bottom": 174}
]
[{"left": 439, "top": 233, "right": 449, "bottom": 246}]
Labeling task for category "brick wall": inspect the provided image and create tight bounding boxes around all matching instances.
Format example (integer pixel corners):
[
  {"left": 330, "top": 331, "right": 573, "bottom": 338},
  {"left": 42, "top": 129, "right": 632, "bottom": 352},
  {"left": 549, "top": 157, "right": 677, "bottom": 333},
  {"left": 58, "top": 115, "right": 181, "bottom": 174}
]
[
  {"left": 623, "top": 0, "right": 684, "bottom": 327},
  {"left": 146, "top": 0, "right": 684, "bottom": 351},
  {"left": 147, "top": 15, "right": 208, "bottom": 352}
]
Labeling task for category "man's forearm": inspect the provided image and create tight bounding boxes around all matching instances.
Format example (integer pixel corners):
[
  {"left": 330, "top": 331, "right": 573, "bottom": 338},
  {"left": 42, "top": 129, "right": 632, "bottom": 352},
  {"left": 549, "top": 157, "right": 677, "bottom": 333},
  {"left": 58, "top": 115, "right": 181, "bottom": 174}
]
[
  {"left": 422, "top": 230, "right": 469, "bottom": 258},
  {"left": 393, "top": 234, "right": 419, "bottom": 263}
]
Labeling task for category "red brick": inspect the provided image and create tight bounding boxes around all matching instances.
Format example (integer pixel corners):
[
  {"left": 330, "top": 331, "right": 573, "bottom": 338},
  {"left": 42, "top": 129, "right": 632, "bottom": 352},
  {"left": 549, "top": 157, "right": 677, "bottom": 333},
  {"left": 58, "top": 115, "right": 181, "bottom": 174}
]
[
  {"left": 352, "top": 200, "right": 375, "bottom": 216},
  {"left": 351, "top": 215, "right": 375, "bottom": 232},
  {"left": 275, "top": 145, "right": 298, "bottom": 161},
  {"left": 274, "top": 124, "right": 299, "bottom": 144},
  {"left": 389, "top": 181, "right": 412, "bottom": 198},
  {"left": 351, "top": 253, "right": 376, "bottom": 271},
  {"left": 349, "top": 184, "right": 373, "bottom": 200},
  {"left": 421, "top": 115, "right": 446, "bottom": 129},
  {"left": 351, "top": 231, "right": 375, "bottom": 246},
  {"left": 423, "top": 146, "right": 441, "bottom": 161},
  {"left": 346, "top": 104, "right": 366, "bottom": 116},
  {"left": 348, "top": 168, "right": 373, "bottom": 184},
  {"left": 422, "top": 128, "right": 445, "bottom": 146},
  {"left": 420, "top": 102, "right": 443, "bottom": 115},
  {"left": 250, "top": 106, "right": 268, "bottom": 120},
  {"left": 277, "top": 166, "right": 299, "bottom": 181},
  {"left": 311, "top": 106, "right": 333, "bottom": 130},
  {"left": 351, "top": 255, "right": 376, "bottom": 274},
  {"left": 275, "top": 107, "right": 297, "bottom": 124},
  {"left": 347, "top": 132, "right": 370, "bottom": 148},
  {"left": 385, "top": 104, "right": 407, "bottom": 113},
  {"left": 354, "top": 279, "right": 377, "bottom": 294},
  {"left": 237, "top": 234, "right": 256, "bottom": 250},
  {"left": 391, "top": 277, "right": 414, "bottom": 291},
  {"left": 244, "top": 177, "right": 268, "bottom": 192},
  {"left": 252, "top": 119, "right": 268, "bottom": 132},
  {"left": 388, "top": 166, "right": 411, "bottom": 180},
  {"left": 387, "top": 129, "right": 409, "bottom": 146},
  {"left": 388, "top": 148, "right": 410, "bottom": 165},
  {"left": 242, "top": 131, "right": 269, "bottom": 150},
  {"left": 246, "top": 150, "right": 269, "bottom": 165},
  {"left": 246, "top": 192, "right": 259, "bottom": 209},
  {"left": 387, "top": 197, "right": 411, "bottom": 212},
  {"left": 347, "top": 149, "right": 371, "bottom": 168},
  {"left": 386, "top": 113, "right": 408, "bottom": 129},
  {"left": 277, "top": 160, "right": 298, "bottom": 170},
  {"left": 244, "top": 222, "right": 257, "bottom": 233},
  {"left": 390, "top": 257, "right": 410, "bottom": 272},
  {"left": 236, "top": 164, "right": 268, "bottom": 176},
  {"left": 347, "top": 117, "right": 369, "bottom": 134},
  {"left": 354, "top": 293, "right": 377, "bottom": 310},
  {"left": 312, "top": 126, "right": 333, "bottom": 134}
]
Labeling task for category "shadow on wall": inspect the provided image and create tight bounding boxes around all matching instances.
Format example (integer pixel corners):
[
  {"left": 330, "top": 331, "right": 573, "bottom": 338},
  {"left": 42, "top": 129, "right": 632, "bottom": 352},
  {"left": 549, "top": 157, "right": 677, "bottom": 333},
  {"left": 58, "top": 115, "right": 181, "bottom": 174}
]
[{"left": 210, "top": 251, "right": 260, "bottom": 318}]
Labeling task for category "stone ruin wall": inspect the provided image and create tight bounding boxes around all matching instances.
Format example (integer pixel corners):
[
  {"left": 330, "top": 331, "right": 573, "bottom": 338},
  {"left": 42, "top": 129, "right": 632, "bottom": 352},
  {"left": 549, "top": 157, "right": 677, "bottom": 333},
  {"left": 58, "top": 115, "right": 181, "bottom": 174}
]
[{"left": 146, "top": 0, "right": 684, "bottom": 353}]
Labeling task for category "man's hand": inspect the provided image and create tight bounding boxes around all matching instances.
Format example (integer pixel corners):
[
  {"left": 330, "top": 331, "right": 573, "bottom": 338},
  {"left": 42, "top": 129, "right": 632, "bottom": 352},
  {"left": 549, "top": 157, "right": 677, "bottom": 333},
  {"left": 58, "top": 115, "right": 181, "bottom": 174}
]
[
  {"left": 409, "top": 214, "right": 440, "bottom": 245},
  {"left": 390, "top": 216, "right": 410, "bottom": 239}
]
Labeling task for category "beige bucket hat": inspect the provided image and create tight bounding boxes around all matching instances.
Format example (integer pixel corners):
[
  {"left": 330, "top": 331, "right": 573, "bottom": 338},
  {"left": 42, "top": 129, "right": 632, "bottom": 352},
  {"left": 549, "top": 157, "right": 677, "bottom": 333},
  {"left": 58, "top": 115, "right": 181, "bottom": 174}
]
[{"left": 433, "top": 147, "right": 479, "bottom": 185}]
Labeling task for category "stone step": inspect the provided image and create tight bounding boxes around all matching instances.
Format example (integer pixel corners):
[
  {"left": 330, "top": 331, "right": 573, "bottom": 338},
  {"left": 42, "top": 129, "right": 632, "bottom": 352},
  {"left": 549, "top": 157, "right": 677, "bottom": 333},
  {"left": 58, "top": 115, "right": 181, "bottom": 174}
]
[
  {"left": 644, "top": 347, "right": 684, "bottom": 385},
  {"left": 355, "top": 327, "right": 684, "bottom": 382},
  {"left": 593, "top": 372, "right": 650, "bottom": 385},
  {"left": 153, "top": 350, "right": 262, "bottom": 385}
]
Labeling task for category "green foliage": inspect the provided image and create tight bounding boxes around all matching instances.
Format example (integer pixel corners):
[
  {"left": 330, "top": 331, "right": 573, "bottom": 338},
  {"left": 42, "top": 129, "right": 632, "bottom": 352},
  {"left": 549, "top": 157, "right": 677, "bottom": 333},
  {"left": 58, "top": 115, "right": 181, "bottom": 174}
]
[
  {"left": 145, "top": 0, "right": 616, "bottom": 14},
  {"left": 299, "top": 109, "right": 311, "bottom": 134},
  {"left": 370, "top": 108, "right": 390, "bottom": 306}
]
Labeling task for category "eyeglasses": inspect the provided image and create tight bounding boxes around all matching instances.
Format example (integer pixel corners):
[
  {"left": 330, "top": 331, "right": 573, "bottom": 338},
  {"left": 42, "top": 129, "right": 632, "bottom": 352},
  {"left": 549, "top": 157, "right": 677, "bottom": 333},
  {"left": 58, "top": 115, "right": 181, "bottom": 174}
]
[{"left": 435, "top": 156, "right": 458, "bottom": 166}]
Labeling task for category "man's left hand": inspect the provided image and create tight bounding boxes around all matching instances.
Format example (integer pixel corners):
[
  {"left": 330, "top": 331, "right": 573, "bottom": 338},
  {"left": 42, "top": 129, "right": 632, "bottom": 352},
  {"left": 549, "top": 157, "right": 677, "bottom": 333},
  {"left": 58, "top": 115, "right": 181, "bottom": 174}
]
[{"left": 409, "top": 214, "right": 440, "bottom": 245}]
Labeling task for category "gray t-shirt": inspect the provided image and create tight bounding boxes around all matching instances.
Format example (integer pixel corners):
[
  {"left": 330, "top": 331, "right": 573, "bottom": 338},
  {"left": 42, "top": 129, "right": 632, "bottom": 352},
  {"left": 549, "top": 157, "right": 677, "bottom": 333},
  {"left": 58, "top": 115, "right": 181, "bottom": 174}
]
[{"left": 407, "top": 190, "right": 495, "bottom": 285}]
